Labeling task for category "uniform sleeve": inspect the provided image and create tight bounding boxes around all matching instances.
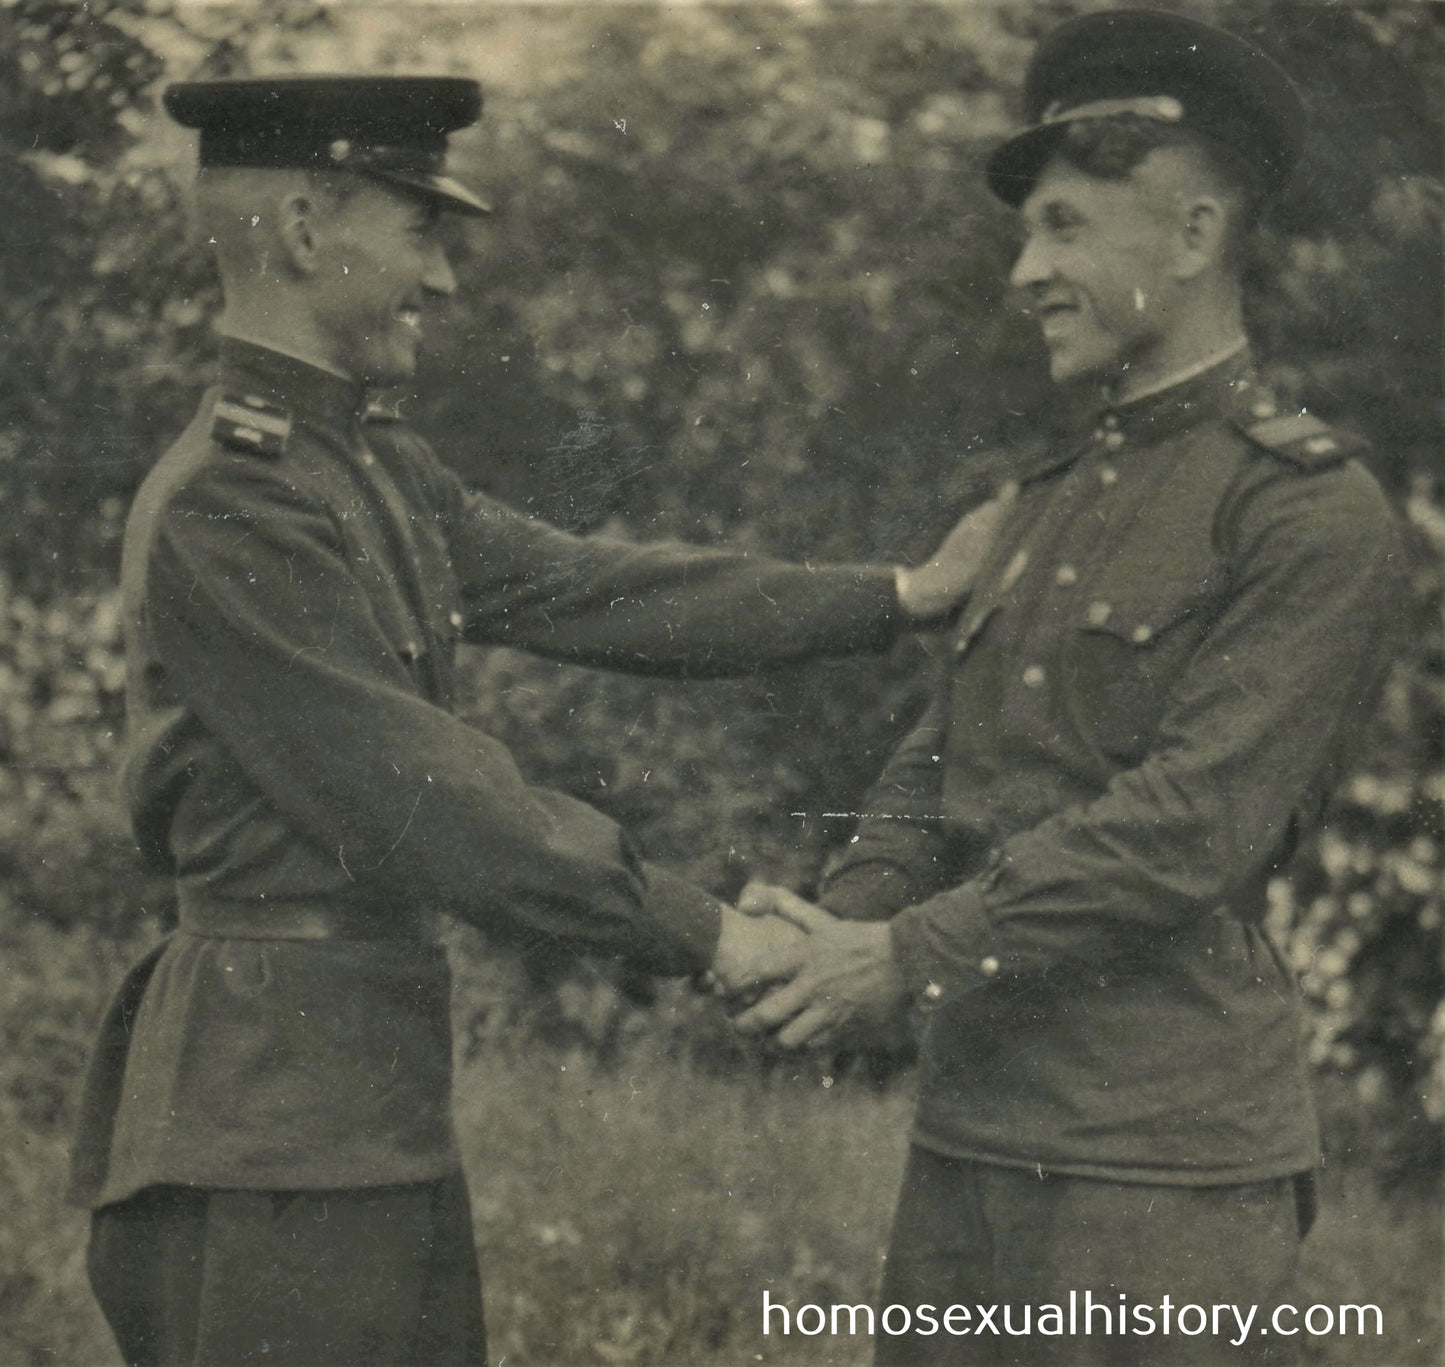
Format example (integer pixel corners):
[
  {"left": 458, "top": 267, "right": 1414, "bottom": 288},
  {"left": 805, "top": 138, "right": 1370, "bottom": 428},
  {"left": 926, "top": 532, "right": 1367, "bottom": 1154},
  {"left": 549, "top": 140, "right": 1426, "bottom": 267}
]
[
  {"left": 889, "top": 462, "right": 1408, "bottom": 997},
  {"left": 818, "top": 687, "right": 961, "bottom": 920},
  {"left": 145, "top": 461, "right": 723, "bottom": 975},
  {"left": 429, "top": 467, "right": 902, "bottom": 675}
]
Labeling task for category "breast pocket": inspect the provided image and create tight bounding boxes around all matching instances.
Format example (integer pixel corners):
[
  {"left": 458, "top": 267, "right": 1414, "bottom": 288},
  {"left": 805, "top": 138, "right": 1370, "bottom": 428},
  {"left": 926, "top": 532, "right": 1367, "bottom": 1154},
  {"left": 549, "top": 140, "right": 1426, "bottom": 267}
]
[{"left": 1066, "top": 581, "right": 1215, "bottom": 767}]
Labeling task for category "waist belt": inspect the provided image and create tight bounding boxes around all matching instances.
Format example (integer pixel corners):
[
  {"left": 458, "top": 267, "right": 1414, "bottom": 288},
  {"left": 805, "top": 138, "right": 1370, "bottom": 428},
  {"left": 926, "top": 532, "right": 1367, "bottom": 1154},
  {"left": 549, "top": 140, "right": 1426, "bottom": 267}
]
[{"left": 177, "top": 895, "right": 438, "bottom": 943}]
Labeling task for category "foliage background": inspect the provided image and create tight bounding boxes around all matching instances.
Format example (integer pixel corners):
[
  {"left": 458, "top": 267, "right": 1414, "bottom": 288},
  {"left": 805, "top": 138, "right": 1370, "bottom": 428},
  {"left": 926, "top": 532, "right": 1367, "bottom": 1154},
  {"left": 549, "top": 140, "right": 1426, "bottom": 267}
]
[{"left": 0, "top": 2, "right": 1439, "bottom": 1363}]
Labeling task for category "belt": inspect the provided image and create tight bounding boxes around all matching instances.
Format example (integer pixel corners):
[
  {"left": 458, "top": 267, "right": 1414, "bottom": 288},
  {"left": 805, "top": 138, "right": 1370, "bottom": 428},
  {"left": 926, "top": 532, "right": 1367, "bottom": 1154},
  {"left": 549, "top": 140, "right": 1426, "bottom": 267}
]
[{"left": 177, "top": 894, "right": 438, "bottom": 943}]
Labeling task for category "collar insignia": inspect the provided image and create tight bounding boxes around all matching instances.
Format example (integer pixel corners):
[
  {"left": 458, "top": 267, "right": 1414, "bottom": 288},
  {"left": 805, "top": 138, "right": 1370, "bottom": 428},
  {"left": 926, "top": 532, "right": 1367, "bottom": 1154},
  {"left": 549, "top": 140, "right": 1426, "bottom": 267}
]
[{"left": 211, "top": 392, "right": 292, "bottom": 458}]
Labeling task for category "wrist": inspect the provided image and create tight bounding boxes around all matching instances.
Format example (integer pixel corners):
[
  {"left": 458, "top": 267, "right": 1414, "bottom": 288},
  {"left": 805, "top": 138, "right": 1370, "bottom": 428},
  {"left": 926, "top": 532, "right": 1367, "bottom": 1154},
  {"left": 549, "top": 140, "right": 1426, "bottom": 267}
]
[
  {"left": 712, "top": 905, "right": 743, "bottom": 978},
  {"left": 851, "top": 920, "right": 909, "bottom": 1023}
]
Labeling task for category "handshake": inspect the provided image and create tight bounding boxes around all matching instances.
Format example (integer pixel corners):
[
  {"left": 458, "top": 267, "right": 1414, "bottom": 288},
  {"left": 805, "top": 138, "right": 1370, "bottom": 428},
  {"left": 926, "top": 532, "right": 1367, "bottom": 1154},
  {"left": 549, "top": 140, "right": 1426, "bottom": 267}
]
[{"left": 710, "top": 884, "right": 909, "bottom": 1049}]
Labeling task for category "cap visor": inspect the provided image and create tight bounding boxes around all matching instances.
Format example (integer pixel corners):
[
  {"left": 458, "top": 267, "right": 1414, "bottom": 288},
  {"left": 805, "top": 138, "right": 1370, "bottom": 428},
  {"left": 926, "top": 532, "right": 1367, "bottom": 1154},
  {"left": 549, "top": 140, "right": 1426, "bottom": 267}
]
[{"left": 374, "top": 169, "right": 492, "bottom": 216}]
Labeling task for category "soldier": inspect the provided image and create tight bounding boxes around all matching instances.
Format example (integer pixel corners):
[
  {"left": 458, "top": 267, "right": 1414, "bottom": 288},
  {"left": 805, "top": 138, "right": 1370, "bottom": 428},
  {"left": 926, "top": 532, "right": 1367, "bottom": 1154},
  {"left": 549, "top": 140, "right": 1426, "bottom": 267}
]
[
  {"left": 67, "top": 76, "right": 1010, "bottom": 1366},
  {"left": 738, "top": 11, "right": 1406, "bottom": 1365}
]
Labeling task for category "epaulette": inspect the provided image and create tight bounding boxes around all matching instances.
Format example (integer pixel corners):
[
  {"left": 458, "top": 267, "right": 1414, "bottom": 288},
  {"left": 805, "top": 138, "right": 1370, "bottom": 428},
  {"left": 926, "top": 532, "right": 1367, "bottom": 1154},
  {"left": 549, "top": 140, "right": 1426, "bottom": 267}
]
[
  {"left": 211, "top": 392, "right": 292, "bottom": 458},
  {"left": 1235, "top": 409, "right": 1367, "bottom": 471}
]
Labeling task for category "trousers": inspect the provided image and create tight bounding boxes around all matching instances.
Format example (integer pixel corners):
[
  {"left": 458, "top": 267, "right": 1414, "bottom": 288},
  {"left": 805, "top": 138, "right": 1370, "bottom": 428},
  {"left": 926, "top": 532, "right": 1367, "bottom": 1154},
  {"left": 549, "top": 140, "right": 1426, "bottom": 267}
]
[
  {"left": 87, "top": 1173, "right": 486, "bottom": 1367},
  {"left": 874, "top": 1146, "right": 1308, "bottom": 1367}
]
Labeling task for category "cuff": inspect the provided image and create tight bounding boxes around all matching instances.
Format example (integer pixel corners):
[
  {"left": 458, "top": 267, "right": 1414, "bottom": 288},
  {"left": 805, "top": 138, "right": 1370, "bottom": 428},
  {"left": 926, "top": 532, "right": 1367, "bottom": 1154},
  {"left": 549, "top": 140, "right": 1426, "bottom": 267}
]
[
  {"left": 888, "top": 882, "right": 996, "bottom": 1008},
  {"left": 637, "top": 861, "right": 725, "bottom": 976}
]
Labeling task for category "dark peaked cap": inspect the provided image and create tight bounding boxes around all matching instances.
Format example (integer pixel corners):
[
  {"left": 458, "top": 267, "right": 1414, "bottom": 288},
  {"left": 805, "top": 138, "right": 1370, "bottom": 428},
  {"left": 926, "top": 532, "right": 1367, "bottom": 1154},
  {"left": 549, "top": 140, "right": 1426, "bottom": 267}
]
[
  {"left": 986, "top": 9, "right": 1305, "bottom": 208},
  {"left": 165, "top": 75, "right": 490, "bottom": 216}
]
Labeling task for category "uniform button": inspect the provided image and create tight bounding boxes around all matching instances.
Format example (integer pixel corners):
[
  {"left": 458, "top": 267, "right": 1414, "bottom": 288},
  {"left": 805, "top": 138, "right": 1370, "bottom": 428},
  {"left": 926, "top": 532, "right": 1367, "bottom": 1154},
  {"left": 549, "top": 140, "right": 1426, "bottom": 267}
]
[
  {"left": 1092, "top": 427, "right": 1106, "bottom": 443},
  {"left": 1250, "top": 398, "right": 1278, "bottom": 420},
  {"left": 1099, "top": 465, "right": 1119, "bottom": 486},
  {"left": 449, "top": 610, "right": 464, "bottom": 630},
  {"left": 1131, "top": 624, "right": 1153, "bottom": 644},
  {"left": 1022, "top": 664, "right": 1046, "bottom": 688},
  {"left": 1055, "top": 564, "right": 1078, "bottom": 587},
  {"left": 980, "top": 956, "right": 1000, "bottom": 978},
  {"left": 1087, "top": 600, "right": 1112, "bottom": 626},
  {"left": 923, "top": 981, "right": 943, "bottom": 1002},
  {"left": 1104, "top": 430, "right": 1125, "bottom": 450},
  {"left": 1102, "top": 413, "right": 1120, "bottom": 430}
]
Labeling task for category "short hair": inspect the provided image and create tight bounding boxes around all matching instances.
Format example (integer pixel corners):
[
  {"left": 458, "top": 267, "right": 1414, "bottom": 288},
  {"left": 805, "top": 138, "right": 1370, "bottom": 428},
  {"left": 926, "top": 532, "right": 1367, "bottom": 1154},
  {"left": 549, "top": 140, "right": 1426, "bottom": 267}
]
[
  {"left": 193, "top": 164, "right": 366, "bottom": 279},
  {"left": 1053, "top": 113, "right": 1265, "bottom": 269}
]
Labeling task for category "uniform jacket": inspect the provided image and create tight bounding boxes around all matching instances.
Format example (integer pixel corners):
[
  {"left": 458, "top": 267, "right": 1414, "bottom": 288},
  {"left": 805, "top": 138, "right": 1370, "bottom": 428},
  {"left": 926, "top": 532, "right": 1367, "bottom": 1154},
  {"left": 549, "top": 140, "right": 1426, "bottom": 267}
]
[
  {"left": 70, "top": 339, "right": 900, "bottom": 1207},
  {"left": 821, "top": 352, "right": 1406, "bottom": 1184}
]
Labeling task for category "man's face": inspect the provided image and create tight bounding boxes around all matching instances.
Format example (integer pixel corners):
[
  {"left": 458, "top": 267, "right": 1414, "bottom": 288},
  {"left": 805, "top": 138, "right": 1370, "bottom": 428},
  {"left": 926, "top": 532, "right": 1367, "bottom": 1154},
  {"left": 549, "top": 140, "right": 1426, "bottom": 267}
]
[
  {"left": 1010, "top": 153, "right": 1183, "bottom": 389},
  {"left": 306, "top": 179, "right": 458, "bottom": 387}
]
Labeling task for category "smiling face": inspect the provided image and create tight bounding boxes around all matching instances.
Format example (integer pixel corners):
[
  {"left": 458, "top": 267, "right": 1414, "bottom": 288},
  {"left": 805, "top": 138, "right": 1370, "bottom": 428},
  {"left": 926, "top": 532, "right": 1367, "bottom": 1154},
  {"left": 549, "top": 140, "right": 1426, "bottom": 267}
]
[
  {"left": 1010, "top": 152, "right": 1186, "bottom": 392},
  {"left": 305, "top": 178, "right": 458, "bottom": 387}
]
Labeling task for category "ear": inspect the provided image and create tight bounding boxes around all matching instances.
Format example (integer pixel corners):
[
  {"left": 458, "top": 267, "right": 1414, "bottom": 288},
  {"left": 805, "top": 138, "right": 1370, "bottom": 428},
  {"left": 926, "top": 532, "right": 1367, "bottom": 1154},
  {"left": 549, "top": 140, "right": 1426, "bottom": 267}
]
[
  {"left": 1174, "top": 195, "right": 1227, "bottom": 281},
  {"left": 276, "top": 190, "right": 321, "bottom": 276}
]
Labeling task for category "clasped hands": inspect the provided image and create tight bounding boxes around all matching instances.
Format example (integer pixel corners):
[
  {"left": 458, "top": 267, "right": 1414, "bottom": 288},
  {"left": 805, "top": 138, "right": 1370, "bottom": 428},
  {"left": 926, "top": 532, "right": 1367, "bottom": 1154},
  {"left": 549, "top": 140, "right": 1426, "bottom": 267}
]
[
  {"left": 705, "top": 481, "right": 1016, "bottom": 1044},
  {"left": 711, "top": 885, "right": 907, "bottom": 1049}
]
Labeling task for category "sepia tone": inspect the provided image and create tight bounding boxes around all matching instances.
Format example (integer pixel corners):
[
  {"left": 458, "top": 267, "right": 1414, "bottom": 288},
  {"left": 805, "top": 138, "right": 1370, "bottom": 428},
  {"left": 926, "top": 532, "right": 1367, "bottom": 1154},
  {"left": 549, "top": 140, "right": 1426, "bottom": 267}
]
[{"left": 0, "top": 3, "right": 1439, "bottom": 1364}]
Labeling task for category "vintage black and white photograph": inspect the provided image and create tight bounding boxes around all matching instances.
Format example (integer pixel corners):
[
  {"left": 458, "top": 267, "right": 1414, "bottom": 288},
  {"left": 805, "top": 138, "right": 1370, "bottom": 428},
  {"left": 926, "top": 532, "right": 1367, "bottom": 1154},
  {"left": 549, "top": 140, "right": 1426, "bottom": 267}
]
[{"left": 0, "top": 1, "right": 1440, "bottom": 1364}]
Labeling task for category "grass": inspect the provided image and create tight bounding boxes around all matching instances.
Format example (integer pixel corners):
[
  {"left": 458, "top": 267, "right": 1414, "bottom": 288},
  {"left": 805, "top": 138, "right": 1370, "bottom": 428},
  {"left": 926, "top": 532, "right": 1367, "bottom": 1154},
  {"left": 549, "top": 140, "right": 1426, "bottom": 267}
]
[
  {"left": 1296, "top": 1163, "right": 1442, "bottom": 1366},
  {"left": 2, "top": 938, "right": 1440, "bottom": 1367},
  {"left": 0, "top": 921, "right": 131, "bottom": 1367},
  {"left": 457, "top": 1040, "right": 910, "bottom": 1367},
  {"left": 457, "top": 1035, "right": 1442, "bottom": 1367}
]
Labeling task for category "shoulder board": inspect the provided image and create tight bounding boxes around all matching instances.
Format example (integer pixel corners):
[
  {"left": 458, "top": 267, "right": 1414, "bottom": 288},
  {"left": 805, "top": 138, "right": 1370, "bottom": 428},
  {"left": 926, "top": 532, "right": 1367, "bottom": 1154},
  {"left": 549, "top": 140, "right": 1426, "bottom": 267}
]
[
  {"left": 1235, "top": 411, "right": 1367, "bottom": 471},
  {"left": 211, "top": 392, "right": 292, "bottom": 459}
]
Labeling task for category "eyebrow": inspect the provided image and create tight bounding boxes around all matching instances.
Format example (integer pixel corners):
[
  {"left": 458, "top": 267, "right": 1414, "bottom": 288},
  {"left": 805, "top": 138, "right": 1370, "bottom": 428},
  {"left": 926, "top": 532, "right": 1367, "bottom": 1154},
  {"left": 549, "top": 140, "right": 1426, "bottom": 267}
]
[{"left": 1023, "top": 196, "right": 1086, "bottom": 226}]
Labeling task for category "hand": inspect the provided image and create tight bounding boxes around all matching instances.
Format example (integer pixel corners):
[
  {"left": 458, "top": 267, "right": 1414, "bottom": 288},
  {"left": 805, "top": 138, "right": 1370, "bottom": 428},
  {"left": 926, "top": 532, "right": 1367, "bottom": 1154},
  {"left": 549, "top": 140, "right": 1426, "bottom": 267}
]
[
  {"left": 711, "top": 906, "right": 807, "bottom": 996},
  {"left": 895, "top": 481, "right": 1018, "bottom": 621},
  {"left": 733, "top": 887, "right": 908, "bottom": 1049}
]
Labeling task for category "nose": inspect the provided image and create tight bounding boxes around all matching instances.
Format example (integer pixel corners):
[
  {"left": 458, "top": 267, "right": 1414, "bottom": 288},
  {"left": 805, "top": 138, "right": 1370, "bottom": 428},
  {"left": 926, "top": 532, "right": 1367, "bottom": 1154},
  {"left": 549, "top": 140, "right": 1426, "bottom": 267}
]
[
  {"left": 1008, "top": 231, "right": 1053, "bottom": 295},
  {"left": 423, "top": 242, "right": 457, "bottom": 298}
]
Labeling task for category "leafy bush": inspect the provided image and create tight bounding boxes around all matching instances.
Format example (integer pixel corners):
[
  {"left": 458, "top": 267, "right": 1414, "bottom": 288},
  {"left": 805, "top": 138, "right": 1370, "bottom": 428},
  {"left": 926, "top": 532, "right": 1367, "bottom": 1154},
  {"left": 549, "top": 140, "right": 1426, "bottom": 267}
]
[
  {"left": 0, "top": 576, "right": 165, "bottom": 936},
  {"left": 1267, "top": 485, "right": 1445, "bottom": 1179}
]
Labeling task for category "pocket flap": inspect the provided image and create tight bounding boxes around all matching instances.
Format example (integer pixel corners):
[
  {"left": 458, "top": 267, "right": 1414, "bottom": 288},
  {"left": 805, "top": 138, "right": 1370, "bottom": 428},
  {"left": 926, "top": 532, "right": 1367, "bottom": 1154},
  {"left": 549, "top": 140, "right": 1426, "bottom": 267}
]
[{"left": 1075, "top": 576, "right": 1209, "bottom": 646}]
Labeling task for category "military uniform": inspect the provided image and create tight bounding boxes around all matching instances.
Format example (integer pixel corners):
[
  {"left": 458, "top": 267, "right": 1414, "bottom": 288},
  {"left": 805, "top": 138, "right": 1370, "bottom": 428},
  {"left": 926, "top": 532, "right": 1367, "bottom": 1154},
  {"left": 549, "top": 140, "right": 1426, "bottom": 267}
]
[
  {"left": 815, "top": 13, "right": 1407, "bottom": 1364},
  {"left": 70, "top": 335, "right": 899, "bottom": 1206},
  {"left": 72, "top": 336, "right": 904, "bottom": 1362},
  {"left": 825, "top": 353, "right": 1403, "bottom": 1365},
  {"left": 831, "top": 349, "right": 1403, "bottom": 1176},
  {"left": 71, "top": 76, "right": 913, "bottom": 1367}
]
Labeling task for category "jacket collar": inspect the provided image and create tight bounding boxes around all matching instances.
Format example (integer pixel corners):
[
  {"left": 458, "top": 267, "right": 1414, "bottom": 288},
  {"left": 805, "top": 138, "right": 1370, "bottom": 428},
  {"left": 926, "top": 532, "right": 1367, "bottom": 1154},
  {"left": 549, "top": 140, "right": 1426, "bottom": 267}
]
[
  {"left": 1094, "top": 344, "right": 1257, "bottom": 448},
  {"left": 217, "top": 336, "right": 370, "bottom": 441}
]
